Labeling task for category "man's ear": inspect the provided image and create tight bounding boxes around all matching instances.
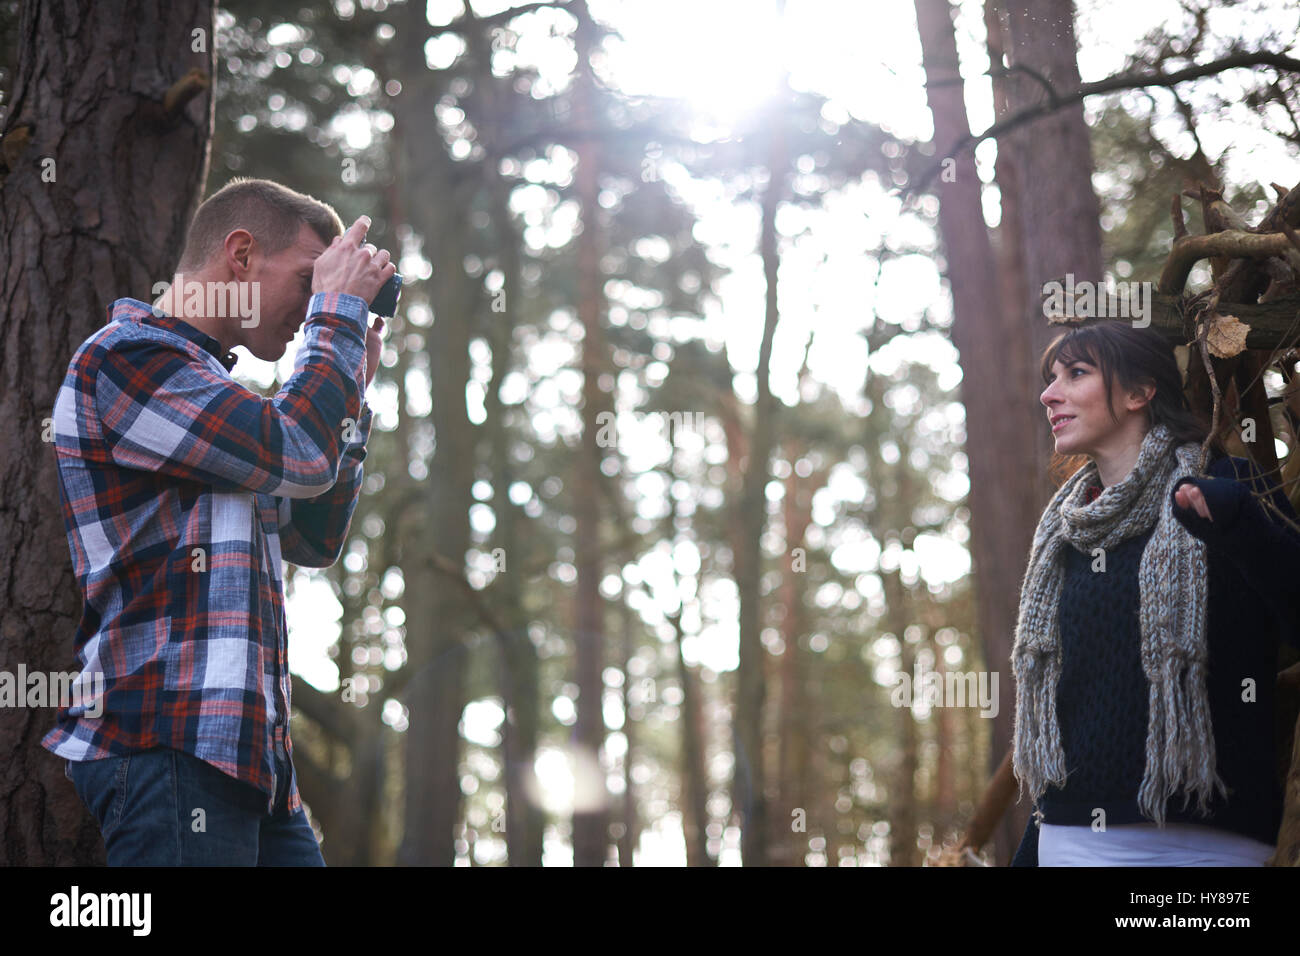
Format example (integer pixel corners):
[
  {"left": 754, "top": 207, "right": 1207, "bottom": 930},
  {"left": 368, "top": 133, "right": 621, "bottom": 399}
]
[{"left": 223, "top": 229, "right": 256, "bottom": 278}]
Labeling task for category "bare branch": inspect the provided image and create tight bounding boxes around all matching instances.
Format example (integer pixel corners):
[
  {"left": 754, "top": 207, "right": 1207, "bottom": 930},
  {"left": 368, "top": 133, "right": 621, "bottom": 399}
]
[
  {"left": 429, "top": 0, "right": 582, "bottom": 39},
  {"left": 988, "top": 63, "right": 1059, "bottom": 105},
  {"left": 1159, "top": 230, "right": 1296, "bottom": 295},
  {"left": 908, "top": 51, "right": 1300, "bottom": 198},
  {"left": 1172, "top": 193, "right": 1188, "bottom": 240}
]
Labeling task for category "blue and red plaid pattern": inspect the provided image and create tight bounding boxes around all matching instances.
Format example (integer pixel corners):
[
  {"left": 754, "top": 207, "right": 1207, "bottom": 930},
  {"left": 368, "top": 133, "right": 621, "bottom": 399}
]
[{"left": 42, "top": 292, "right": 373, "bottom": 815}]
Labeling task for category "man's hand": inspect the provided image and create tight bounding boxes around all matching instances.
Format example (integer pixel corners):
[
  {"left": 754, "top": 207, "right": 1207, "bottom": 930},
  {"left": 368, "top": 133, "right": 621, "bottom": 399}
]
[
  {"left": 365, "top": 316, "right": 384, "bottom": 389},
  {"left": 312, "top": 215, "right": 397, "bottom": 304}
]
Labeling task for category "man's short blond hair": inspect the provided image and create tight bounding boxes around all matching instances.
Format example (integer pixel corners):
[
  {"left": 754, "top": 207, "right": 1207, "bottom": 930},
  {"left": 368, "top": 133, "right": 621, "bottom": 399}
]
[{"left": 177, "top": 178, "right": 344, "bottom": 272}]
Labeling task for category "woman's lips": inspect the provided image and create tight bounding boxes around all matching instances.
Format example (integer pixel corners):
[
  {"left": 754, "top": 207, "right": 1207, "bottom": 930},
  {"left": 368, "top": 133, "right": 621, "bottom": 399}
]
[{"left": 1052, "top": 416, "right": 1075, "bottom": 433}]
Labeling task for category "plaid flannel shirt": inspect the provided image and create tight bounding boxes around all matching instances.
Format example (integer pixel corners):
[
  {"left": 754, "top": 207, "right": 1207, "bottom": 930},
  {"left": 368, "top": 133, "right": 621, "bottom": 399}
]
[{"left": 42, "top": 292, "right": 374, "bottom": 815}]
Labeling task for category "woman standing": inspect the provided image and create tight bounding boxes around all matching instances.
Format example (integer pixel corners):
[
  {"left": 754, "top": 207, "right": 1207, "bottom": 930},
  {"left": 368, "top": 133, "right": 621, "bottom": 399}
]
[{"left": 1009, "top": 322, "right": 1300, "bottom": 866}]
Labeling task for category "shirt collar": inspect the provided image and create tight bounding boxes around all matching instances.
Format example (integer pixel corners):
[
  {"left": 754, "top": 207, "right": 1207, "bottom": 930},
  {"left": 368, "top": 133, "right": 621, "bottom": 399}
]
[{"left": 109, "top": 298, "right": 239, "bottom": 372}]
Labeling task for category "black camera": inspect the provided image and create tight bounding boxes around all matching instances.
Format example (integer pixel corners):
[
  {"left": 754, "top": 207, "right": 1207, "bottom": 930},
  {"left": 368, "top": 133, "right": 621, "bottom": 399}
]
[{"left": 369, "top": 273, "right": 403, "bottom": 317}]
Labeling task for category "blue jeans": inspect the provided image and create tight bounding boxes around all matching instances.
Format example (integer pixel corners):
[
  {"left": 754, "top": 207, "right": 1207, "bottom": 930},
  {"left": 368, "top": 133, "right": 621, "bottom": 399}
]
[{"left": 66, "top": 741, "right": 325, "bottom": 866}]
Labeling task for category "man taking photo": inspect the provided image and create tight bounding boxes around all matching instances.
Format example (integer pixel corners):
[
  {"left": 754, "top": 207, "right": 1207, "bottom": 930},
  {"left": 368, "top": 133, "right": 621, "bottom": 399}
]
[{"left": 42, "top": 178, "right": 395, "bottom": 865}]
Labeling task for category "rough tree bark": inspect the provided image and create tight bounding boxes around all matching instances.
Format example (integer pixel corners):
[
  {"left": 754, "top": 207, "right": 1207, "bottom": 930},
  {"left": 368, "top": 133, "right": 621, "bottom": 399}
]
[
  {"left": 1000, "top": 0, "right": 1105, "bottom": 509},
  {"left": 0, "top": 0, "right": 214, "bottom": 865}
]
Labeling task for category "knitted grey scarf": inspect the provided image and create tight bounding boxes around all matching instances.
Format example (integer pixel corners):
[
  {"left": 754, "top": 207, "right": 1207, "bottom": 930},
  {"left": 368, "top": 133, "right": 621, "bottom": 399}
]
[{"left": 1011, "top": 423, "right": 1229, "bottom": 826}]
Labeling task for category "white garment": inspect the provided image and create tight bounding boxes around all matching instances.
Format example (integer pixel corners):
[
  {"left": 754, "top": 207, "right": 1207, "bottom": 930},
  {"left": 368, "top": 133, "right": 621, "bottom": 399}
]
[{"left": 1039, "top": 822, "right": 1275, "bottom": 866}]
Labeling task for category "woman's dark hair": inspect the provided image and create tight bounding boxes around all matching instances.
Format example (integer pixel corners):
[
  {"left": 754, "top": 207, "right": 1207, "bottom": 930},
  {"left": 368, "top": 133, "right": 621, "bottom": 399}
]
[{"left": 1039, "top": 322, "right": 1221, "bottom": 485}]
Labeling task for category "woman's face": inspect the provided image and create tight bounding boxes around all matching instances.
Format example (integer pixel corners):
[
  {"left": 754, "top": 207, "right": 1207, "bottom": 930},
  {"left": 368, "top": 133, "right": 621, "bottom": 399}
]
[{"left": 1039, "top": 356, "right": 1133, "bottom": 457}]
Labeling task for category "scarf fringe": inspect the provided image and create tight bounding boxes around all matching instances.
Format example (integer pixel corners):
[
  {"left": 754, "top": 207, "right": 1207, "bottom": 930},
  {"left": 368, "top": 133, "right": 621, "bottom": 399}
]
[
  {"left": 1012, "top": 648, "right": 1069, "bottom": 803},
  {"left": 1138, "top": 658, "right": 1228, "bottom": 825}
]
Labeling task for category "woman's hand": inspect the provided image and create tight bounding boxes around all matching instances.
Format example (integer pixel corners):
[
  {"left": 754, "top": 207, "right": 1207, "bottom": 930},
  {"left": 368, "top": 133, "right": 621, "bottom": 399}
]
[{"left": 1174, "top": 482, "right": 1213, "bottom": 522}]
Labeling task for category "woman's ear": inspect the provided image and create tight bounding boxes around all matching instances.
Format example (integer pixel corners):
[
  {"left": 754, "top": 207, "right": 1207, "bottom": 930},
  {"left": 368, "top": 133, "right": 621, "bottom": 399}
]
[{"left": 1126, "top": 381, "right": 1156, "bottom": 411}]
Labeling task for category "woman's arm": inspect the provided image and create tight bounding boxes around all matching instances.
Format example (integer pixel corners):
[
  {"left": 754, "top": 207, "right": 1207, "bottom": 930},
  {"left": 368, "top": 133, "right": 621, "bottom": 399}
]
[{"left": 1171, "top": 455, "right": 1300, "bottom": 638}]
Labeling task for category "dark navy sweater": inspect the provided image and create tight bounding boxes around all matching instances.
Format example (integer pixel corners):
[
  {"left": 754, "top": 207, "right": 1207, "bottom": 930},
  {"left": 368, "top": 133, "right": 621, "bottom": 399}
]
[{"left": 1011, "top": 454, "right": 1300, "bottom": 866}]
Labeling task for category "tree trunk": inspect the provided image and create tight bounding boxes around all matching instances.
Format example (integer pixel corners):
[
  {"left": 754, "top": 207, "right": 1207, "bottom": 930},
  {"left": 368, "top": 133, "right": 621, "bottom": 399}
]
[
  {"left": 465, "top": 12, "right": 546, "bottom": 868},
  {"left": 933, "top": 646, "right": 957, "bottom": 830},
  {"left": 885, "top": 568, "right": 920, "bottom": 867},
  {"left": 619, "top": 598, "right": 639, "bottom": 866},
  {"left": 913, "top": 0, "right": 1039, "bottom": 864},
  {"left": 0, "top": 0, "right": 214, "bottom": 865},
  {"left": 663, "top": 418, "right": 712, "bottom": 866},
  {"left": 487, "top": 200, "right": 545, "bottom": 867},
  {"left": 570, "top": 0, "right": 612, "bottom": 867},
  {"left": 391, "top": 0, "right": 475, "bottom": 865},
  {"left": 288, "top": 675, "right": 387, "bottom": 865},
  {"left": 1001, "top": 0, "right": 1105, "bottom": 507},
  {"left": 769, "top": 449, "right": 827, "bottom": 865},
  {"left": 733, "top": 86, "right": 790, "bottom": 867}
]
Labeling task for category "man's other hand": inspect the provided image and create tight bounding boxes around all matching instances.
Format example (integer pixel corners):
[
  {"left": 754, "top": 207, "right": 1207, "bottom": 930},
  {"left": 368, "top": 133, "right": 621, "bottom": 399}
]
[{"left": 365, "top": 316, "right": 384, "bottom": 389}]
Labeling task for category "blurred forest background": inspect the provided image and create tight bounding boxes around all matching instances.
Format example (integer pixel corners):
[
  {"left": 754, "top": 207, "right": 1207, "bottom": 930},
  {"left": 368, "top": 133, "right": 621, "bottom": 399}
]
[{"left": 2, "top": 0, "right": 1299, "bottom": 866}]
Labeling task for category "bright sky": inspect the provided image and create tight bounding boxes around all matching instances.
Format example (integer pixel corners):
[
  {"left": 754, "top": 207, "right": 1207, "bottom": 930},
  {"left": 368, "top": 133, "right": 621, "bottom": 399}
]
[{"left": 228, "top": 0, "right": 1299, "bottom": 864}]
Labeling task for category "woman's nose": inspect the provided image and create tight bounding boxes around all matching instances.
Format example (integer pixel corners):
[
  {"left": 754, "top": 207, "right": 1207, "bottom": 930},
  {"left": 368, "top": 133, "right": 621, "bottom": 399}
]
[{"left": 1040, "top": 382, "right": 1057, "bottom": 406}]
